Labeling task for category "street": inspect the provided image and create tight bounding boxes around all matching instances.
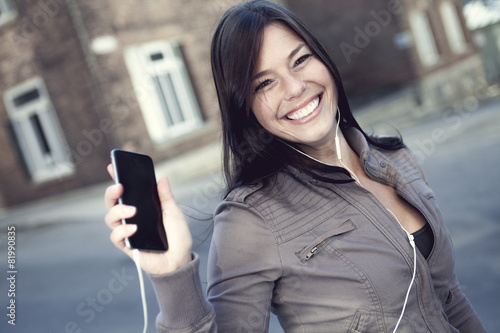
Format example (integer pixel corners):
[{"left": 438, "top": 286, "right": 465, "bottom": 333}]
[{"left": 1, "top": 99, "right": 499, "bottom": 332}]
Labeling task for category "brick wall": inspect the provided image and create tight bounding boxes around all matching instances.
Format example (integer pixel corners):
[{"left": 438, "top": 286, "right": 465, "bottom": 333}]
[
  {"left": 0, "top": 0, "right": 241, "bottom": 208},
  {"left": 68, "top": 0, "right": 241, "bottom": 161},
  {"left": 0, "top": 0, "right": 111, "bottom": 207}
]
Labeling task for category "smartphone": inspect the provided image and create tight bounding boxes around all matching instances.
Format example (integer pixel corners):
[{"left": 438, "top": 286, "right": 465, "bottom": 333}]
[{"left": 110, "top": 149, "right": 168, "bottom": 252}]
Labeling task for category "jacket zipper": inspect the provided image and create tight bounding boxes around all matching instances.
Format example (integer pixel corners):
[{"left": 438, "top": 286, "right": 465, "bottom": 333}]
[
  {"left": 304, "top": 239, "right": 329, "bottom": 261},
  {"left": 297, "top": 222, "right": 356, "bottom": 262}
]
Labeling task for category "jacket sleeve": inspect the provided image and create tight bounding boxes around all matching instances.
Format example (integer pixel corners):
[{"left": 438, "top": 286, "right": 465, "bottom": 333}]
[
  {"left": 148, "top": 200, "right": 281, "bottom": 332},
  {"left": 444, "top": 274, "right": 487, "bottom": 333},
  {"left": 207, "top": 200, "right": 282, "bottom": 332},
  {"left": 149, "top": 254, "right": 216, "bottom": 332}
]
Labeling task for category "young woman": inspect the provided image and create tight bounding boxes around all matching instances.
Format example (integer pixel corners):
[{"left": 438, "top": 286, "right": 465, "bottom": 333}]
[{"left": 104, "top": 1, "right": 486, "bottom": 332}]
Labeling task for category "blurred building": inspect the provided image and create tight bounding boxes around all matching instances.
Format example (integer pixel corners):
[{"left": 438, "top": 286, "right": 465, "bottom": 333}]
[
  {"left": 1, "top": 0, "right": 491, "bottom": 209},
  {"left": 0, "top": 0, "right": 243, "bottom": 208},
  {"left": 464, "top": 0, "right": 500, "bottom": 84},
  {"left": 285, "top": 0, "right": 487, "bottom": 114}
]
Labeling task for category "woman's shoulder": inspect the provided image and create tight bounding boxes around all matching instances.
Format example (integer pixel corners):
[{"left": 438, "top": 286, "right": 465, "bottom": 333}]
[
  {"left": 213, "top": 178, "right": 282, "bottom": 243},
  {"left": 369, "top": 140, "right": 429, "bottom": 184},
  {"left": 216, "top": 168, "right": 310, "bottom": 221},
  {"left": 224, "top": 181, "right": 266, "bottom": 204},
  {"left": 224, "top": 169, "right": 298, "bottom": 203}
]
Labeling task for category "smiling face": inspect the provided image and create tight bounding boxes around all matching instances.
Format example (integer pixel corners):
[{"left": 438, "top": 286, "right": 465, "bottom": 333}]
[{"left": 251, "top": 23, "right": 338, "bottom": 152}]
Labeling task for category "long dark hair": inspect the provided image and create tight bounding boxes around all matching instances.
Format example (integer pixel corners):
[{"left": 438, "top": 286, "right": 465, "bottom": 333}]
[{"left": 210, "top": 0, "right": 404, "bottom": 192}]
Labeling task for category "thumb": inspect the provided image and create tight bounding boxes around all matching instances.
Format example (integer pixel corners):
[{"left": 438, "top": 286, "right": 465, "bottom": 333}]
[
  {"left": 157, "top": 177, "right": 193, "bottom": 254},
  {"left": 158, "top": 176, "right": 173, "bottom": 201},
  {"left": 157, "top": 177, "right": 181, "bottom": 214}
]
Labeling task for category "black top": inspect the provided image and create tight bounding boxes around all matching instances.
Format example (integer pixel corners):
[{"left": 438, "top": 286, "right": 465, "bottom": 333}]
[{"left": 412, "top": 222, "right": 434, "bottom": 259}]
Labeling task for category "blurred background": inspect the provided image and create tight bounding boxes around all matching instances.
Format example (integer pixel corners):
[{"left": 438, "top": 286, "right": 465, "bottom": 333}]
[{"left": 0, "top": 0, "right": 499, "bottom": 331}]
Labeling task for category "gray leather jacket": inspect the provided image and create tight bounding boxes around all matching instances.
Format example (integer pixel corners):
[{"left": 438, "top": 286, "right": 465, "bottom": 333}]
[{"left": 150, "top": 128, "right": 486, "bottom": 332}]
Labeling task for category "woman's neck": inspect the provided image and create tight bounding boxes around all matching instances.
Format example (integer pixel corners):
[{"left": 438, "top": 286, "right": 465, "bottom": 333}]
[{"left": 297, "top": 130, "right": 362, "bottom": 172}]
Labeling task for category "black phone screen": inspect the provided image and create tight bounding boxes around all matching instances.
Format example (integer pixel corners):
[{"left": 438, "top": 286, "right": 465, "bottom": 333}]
[{"left": 111, "top": 149, "right": 168, "bottom": 252}]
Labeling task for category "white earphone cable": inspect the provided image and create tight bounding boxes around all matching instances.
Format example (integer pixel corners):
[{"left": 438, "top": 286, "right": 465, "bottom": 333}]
[
  {"left": 132, "top": 249, "right": 148, "bottom": 333},
  {"left": 282, "top": 106, "right": 416, "bottom": 331},
  {"left": 387, "top": 210, "right": 417, "bottom": 333},
  {"left": 336, "top": 107, "right": 416, "bottom": 332},
  {"left": 335, "top": 107, "right": 361, "bottom": 186},
  {"left": 393, "top": 235, "right": 416, "bottom": 332}
]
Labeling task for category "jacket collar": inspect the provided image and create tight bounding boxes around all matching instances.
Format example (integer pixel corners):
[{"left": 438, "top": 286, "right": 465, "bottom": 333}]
[
  {"left": 285, "top": 126, "right": 395, "bottom": 185},
  {"left": 344, "top": 127, "right": 392, "bottom": 184}
]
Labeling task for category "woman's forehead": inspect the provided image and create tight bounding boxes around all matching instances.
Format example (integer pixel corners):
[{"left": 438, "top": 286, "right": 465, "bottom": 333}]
[
  {"left": 261, "top": 23, "right": 304, "bottom": 47},
  {"left": 255, "top": 23, "right": 306, "bottom": 66}
]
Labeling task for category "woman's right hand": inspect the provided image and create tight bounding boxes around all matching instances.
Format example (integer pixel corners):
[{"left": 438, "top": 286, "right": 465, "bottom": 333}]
[{"left": 104, "top": 164, "right": 193, "bottom": 275}]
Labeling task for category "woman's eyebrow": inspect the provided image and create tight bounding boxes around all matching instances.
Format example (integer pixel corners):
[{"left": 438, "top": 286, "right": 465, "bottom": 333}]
[
  {"left": 288, "top": 43, "right": 305, "bottom": 61},
  {"left": 252, "top": 43, "right": 306, "bottom": 81}
]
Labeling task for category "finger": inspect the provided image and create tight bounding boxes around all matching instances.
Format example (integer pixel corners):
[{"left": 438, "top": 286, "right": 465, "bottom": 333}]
[
  {"left": 110, "top": 223, "right": 137, "bottom": 252},
  {"left": 104, "top": 204, "right": 136, "bottom": 229},
  {"left": 104, "top": 183, "right": 124, "bottom": 210},
  {"left": 107, "top": 163, "right": 115, "bottom": 179}
]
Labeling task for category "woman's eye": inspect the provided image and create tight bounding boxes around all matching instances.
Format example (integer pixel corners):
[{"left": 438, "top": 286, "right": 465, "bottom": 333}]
[
  {"left": 254, "top": 79, "right": 273, "bottom": 92},
  {"left": 294, "top": 54, "right": 312, "bottom": 67}
]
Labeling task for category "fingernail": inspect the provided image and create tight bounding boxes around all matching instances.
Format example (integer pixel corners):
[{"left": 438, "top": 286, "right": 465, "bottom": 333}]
[{"left": 127, "top": 224, "right": 138, "bottom": 232}]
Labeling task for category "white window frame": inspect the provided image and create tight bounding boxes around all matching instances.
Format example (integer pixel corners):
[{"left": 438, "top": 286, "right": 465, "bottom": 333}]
[
  {"left": 4, "top": 77, "right": 74, "bottom": 183},
  {"left": 0, "top": 0, "right": 17, "bottom": 27},
  {"left": 409, "top": 11, "right": 440, "bottom": 67},
  {"left": 124, "top": 40, "right": 203, "bottom": 144},
  {"left": 440, "top": 2, "right": 467, "bottom": 55}
]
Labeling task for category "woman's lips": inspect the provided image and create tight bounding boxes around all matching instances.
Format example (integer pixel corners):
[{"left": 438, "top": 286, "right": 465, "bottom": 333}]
[{"left": 285, "top": 94, "right": 322, "bottom": 120}]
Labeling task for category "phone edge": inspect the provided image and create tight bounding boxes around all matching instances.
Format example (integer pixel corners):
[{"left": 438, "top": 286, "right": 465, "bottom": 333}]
[{"left": 110, "top": 149, "right": 134, "bottom": 250}]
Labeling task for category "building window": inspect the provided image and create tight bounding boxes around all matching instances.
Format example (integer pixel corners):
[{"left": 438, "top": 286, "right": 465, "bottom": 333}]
[
  {"left": 124, "top": 40, "right": 203, "bottom": 144},
  {"left": 4, "top": 77, "right": 74, "bottom": 183},
  {"left": 409, "top": 11, "right": 440, "bottom": 67},
  {"left": 0, "top": 0, "right": 16, "bottom": 27},
  {"left": 440, "top": 2, "right": 467, "bottom": 55}
]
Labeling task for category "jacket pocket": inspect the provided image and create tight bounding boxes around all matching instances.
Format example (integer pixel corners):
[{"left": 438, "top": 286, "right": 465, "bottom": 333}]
[
  {"left": 296, "top": 220, "right": 356, "bottom": 263},
  {"left": 348, "top": 309, "right": 416, "bottom": 333}
]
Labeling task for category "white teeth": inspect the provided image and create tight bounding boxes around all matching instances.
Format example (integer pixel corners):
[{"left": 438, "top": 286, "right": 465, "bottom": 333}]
[{"left": 286, "top": 96, "right": 320, "bottom": 120}]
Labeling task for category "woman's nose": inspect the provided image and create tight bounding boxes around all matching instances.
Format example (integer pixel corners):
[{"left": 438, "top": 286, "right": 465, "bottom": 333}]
[{"left": 283, "top": 73, "right": 306, "bottom": 101}]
